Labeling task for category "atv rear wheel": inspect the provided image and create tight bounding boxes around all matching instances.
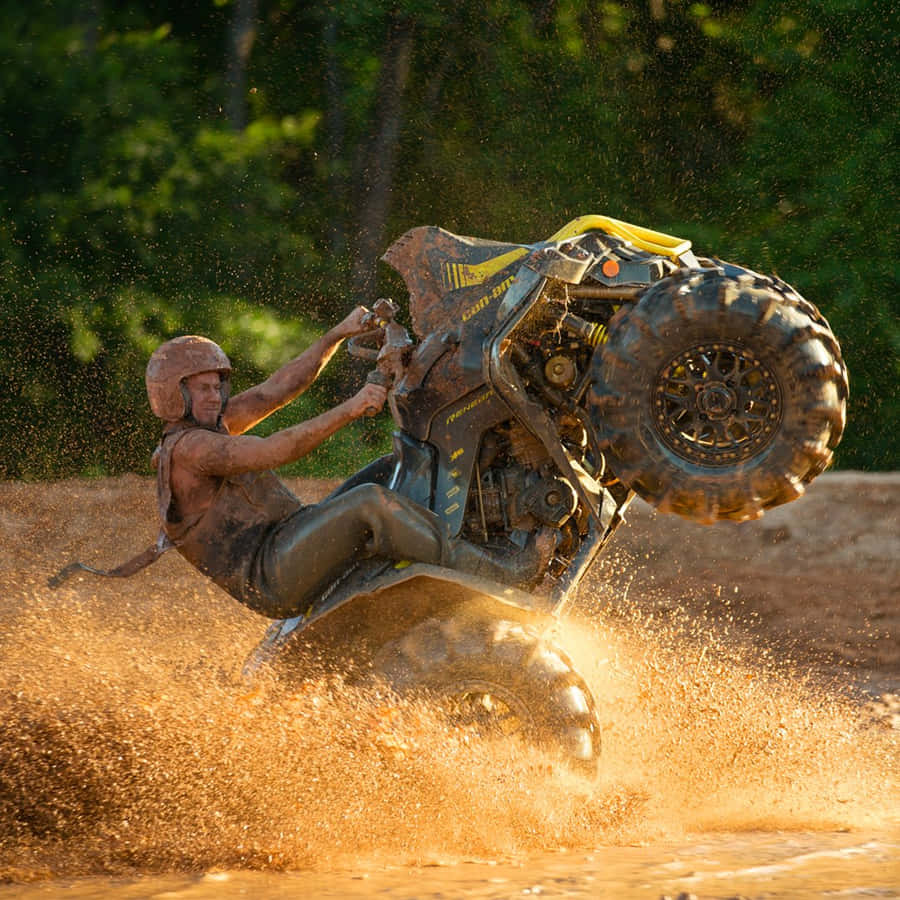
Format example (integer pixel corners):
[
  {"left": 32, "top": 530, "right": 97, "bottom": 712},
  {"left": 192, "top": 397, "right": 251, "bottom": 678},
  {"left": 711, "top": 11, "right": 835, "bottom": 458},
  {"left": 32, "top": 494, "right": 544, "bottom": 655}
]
[
  {"left": 372, "top": 616, "right": 601, "bottom": 773},
  {"left": 590, "top": 269, "right": 848, "bottom": 522}
]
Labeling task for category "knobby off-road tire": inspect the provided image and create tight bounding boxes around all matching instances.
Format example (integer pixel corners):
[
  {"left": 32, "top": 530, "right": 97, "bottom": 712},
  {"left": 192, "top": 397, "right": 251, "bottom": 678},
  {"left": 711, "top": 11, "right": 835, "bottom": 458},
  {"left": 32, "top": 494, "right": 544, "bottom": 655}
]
[
  {"left": 373, "top": 616, "right": 601, "bottom": 773},
  {"left": 590, "top": 268, "right": 848, "bottom": 523}
]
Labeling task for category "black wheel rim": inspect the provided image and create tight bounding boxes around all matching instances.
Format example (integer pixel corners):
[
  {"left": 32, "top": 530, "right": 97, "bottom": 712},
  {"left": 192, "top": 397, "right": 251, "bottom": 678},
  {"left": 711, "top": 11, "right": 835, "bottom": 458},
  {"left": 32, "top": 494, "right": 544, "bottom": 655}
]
[
  {"left": 444, "top": 680, "right": 534, "bottom": 738},
  {"left": 652, "top": 342, "right": 782, "bottom": 466}
]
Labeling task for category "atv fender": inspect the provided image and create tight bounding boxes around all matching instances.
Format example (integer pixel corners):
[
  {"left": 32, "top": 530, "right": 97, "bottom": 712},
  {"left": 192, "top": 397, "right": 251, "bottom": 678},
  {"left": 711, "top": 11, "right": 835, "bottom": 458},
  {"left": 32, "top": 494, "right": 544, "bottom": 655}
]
[{"left": 241, "top": 563, "right": 555, "bottom": 681}]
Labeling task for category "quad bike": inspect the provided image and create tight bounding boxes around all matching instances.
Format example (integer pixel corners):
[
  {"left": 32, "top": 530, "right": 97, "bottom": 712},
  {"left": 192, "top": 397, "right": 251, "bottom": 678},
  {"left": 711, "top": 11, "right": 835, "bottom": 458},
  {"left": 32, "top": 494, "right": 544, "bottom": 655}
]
[{"left": 243, "top": 215, "right": 848, "bottom": 771}]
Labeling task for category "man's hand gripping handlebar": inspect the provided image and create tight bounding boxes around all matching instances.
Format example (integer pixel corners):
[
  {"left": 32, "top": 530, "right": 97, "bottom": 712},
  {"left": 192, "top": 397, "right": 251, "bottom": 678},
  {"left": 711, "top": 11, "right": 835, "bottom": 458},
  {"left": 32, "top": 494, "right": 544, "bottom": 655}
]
[{"left": 348, "top": 298, "right": 413, "bottom": 417}]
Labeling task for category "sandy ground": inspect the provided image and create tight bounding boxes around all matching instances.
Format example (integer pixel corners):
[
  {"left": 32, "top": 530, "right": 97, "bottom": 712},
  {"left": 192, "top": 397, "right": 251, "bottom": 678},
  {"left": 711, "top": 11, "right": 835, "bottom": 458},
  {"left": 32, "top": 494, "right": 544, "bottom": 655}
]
[
  {"left": 4, "top": 469, "right": 895, "bottom": 690},
  {"left": 0, "top": 471, "right": 897, "bottom": 893},
  {"left": 590, "top": 471, "right": 900, "bottom": 698}
]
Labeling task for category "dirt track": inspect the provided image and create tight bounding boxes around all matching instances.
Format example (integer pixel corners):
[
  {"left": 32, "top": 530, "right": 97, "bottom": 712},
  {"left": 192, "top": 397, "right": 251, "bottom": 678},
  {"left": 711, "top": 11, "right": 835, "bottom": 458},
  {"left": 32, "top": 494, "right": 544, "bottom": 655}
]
[
  {"left": 3, "top": 470, "right": 897, "bottom": 686},
  {"left": 590, "top": 471, "right": 900, "bottom": 698},
  {"left": 0, "top": 471, "right": 897, "bottom": 888},
  {"left": 0, "top": 469, "right": 897, "bottom": 729}
]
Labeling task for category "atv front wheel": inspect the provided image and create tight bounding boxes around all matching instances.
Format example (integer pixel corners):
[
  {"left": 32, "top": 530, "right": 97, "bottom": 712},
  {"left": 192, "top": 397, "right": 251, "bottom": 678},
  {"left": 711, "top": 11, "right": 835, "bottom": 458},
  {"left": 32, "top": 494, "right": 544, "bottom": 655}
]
[
  {"left": 373, "top": 616, "right": 600, "bottom": 773},
  {"left": 590, "top": 269, "right": 848, "bottom": 522}
]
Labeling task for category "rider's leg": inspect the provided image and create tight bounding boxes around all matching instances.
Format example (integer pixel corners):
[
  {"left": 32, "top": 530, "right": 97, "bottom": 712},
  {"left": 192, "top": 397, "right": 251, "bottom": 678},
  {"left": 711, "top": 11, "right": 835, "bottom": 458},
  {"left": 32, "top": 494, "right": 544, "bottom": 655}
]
[
  {"left": 248, "top": 484, "right": 444, "bottom": 617},
  {"left": 330, "top": 484, "right": 553, "bottom": 585},
  {"left": 446, "top": 528, "right": 555, "bottom": 585},
  {"left": 247, "top": 484, "right": 551, "bottom": 618}
]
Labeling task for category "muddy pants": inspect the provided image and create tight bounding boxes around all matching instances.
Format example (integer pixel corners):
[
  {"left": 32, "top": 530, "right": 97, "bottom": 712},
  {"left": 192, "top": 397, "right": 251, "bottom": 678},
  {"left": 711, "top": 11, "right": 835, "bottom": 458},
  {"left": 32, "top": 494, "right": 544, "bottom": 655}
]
[{"left": 245, "top": 484, "right": 445, "bottom": 618}]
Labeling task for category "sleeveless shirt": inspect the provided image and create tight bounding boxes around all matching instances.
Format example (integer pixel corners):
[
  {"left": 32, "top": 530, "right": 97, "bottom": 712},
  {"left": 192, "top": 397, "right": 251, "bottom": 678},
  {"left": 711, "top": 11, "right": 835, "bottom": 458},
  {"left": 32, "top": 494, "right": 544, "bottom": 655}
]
[{"left": 156, "top": 423, "right": 304, "bottom": 604}]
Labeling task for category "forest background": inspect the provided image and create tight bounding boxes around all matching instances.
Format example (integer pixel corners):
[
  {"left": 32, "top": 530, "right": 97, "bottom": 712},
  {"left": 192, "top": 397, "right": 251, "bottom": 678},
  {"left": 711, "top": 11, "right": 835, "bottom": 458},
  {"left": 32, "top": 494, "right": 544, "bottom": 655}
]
[{"left": 1, "top": 0, "right": 897, "bottom": 479}]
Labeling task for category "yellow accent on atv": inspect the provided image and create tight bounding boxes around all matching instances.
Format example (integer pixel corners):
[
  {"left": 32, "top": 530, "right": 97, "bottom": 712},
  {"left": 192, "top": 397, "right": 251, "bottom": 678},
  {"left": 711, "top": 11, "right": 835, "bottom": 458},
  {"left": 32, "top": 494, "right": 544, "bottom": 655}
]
[{"left": 549, "top": 215, "right": 693, "bottom": 261}]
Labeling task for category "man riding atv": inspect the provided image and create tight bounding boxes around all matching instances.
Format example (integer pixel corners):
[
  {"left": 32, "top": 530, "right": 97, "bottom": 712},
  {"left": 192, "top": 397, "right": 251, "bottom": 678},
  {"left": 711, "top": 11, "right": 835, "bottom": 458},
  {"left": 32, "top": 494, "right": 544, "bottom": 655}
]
[
  {"left": 49, "top": 216, "right": 848, "bottom": 771},
  {"left": 145, "top": 307, "right": 552, "bottom": 619}
]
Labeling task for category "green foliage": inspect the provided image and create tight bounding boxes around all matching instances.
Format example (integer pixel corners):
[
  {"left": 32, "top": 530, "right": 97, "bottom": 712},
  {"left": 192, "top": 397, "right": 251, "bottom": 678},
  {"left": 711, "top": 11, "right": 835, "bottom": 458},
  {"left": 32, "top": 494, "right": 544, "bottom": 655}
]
[
  {"left": 702, "top": 0, "right": 899, "bottom": 468},
  {"left": 0, "top": 0, "right": 896, "bottom": 479},
  {"left": 0, "top": 4, "right": 339, "bottom": 478}
]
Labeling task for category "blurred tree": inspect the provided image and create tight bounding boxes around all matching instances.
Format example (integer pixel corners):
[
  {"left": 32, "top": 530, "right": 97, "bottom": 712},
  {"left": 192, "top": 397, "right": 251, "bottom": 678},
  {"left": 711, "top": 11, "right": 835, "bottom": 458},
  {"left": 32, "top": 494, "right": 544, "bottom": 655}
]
[
  {"left": 226, "top": 0, "right": 259, "bottom": 131},
  {"left": 0, "top": 2, "right": 330, "bottom": 477},
  {"left": 0, "top": 0, "right": 895, "bottom": 477},
  {"left": 703, "top": 0, "right": 899, "bottom": 468}
]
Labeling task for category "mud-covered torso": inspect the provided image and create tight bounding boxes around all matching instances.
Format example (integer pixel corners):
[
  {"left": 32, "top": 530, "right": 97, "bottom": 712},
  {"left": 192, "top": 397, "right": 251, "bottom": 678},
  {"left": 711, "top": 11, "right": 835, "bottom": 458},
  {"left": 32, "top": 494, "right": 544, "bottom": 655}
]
[{"left": 156, "top": 424, "right": 303, "bottom": 602}]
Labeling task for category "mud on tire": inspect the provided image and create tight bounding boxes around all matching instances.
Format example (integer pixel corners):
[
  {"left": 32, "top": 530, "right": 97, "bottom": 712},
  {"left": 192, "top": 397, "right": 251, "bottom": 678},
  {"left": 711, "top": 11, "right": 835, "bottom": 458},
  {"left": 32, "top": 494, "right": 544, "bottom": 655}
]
[
  {"left": 590, "top": 268, "right": 848, "bottom": 523},
  {"left": 372, "top": 616, "right": 601, "bottom": 773}
]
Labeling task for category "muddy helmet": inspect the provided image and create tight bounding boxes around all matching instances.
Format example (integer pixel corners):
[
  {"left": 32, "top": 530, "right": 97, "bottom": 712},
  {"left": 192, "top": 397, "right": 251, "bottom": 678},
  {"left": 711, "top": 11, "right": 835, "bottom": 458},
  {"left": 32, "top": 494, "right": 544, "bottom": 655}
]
[{"left": 146, "top": 335, "right": 231, "bottom": 421}]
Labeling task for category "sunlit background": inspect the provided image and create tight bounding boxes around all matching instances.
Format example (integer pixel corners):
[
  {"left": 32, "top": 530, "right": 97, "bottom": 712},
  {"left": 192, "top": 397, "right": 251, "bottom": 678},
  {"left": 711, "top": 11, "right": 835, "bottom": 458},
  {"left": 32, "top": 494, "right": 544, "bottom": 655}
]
[{"left": 1, "top": 0, "right": 896, "bottom": 478}]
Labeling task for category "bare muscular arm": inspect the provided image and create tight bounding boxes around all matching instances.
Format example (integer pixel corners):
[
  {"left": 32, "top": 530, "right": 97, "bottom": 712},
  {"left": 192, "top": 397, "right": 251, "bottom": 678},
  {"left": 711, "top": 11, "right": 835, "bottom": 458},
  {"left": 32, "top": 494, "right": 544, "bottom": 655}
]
[
  {"left": 223, "top": 307, "right": 370, "bottom": 436},
  {"left": 177, "top": 382, "right": 387, "bottom": 477}
]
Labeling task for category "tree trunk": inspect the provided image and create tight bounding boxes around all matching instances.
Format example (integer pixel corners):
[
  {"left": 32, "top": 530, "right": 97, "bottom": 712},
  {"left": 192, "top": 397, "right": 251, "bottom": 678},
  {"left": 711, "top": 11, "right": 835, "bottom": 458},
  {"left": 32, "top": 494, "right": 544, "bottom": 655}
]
[
  {"left": 226, "top": 0, "right": 259, "bottom": 132},
  {"left": 531, "top": 0, "right": 557, "bottom": 36},
  {"left": 351, "top": 15, "right": 415, "bottom": 301},
  {"left": 324, "top": 11, "right": 347, "bottom": 258},
  {"left": 77, "top": 0, "right": 101, "bottom": 55},
  {"left": 420, "top": 49, "right": 454, "bottom": 166}
]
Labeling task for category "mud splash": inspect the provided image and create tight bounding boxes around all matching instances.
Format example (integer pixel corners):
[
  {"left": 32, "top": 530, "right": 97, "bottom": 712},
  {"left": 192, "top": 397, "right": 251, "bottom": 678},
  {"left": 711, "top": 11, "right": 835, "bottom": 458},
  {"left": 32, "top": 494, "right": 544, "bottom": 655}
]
[
  {"left": 560, "top": 606, "right": 898, "bottom": 836},
  {"left": 0, "top": 476, "right": 897, "bottom": 884},
  {"left": 1, "top": 587, "right": 896, "bottom": 880}
]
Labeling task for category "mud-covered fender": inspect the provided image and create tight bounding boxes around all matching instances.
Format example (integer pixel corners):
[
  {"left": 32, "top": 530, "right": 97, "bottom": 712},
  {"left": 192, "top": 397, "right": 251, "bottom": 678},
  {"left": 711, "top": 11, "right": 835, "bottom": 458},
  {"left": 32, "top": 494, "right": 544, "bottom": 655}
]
[{"left": 241, "top": 563, "right": 555, "bottom": 681}]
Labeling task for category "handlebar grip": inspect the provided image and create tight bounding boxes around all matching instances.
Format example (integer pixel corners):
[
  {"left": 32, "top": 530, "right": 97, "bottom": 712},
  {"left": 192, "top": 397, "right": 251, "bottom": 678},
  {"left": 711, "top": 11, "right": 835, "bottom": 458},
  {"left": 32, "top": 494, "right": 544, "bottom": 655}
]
[
  {"left": 361, "top": 299, "right": 397, "bottom": 331},
  {"left": 364, "top": 370, "right": 392, "bottom": 417},
  {"left": 346, "top": 331, "right": 381, "bottom": 362},
  {"left": 366, "top": 371, "right": 392, "bottom": 388}
]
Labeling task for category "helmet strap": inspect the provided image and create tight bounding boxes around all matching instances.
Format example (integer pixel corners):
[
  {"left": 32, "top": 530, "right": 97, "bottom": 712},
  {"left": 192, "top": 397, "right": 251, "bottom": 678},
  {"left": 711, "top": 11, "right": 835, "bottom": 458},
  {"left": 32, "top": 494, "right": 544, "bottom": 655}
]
[
  {"left": 179, "top": 382, "right": 194, "bottom": 421},
  {"left": 217, "top": 374, "right": 230, "bottom": 428}
]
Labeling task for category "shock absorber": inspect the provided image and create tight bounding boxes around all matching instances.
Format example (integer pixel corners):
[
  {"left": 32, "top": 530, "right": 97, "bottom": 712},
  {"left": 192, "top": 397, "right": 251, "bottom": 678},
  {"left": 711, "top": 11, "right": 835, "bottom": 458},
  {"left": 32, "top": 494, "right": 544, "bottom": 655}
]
[{"left": 559, "top": 310, "right": 607, "bottom": 348}]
